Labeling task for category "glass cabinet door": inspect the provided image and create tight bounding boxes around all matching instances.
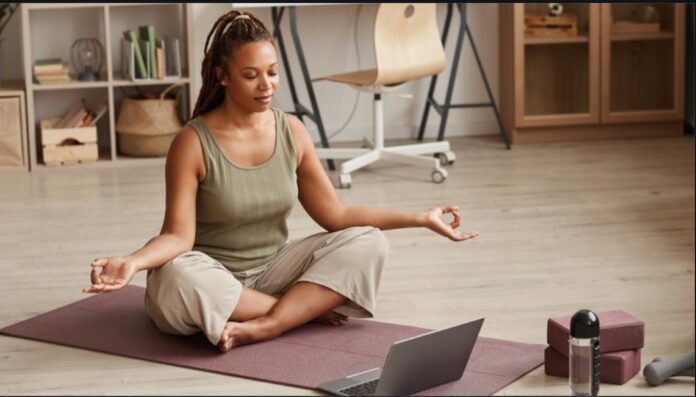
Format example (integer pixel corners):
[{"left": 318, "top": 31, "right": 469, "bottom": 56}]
[
  {"left": 601, "top": 3, "right": 685, "bottom": 123},
  {"left": 515, "top": 3, "right": 600, "bottom": 127}
]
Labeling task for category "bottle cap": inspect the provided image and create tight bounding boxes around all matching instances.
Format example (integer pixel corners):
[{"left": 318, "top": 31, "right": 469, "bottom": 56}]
[{"left": 570, "top": 309, "right": 600, "bottom": 338}]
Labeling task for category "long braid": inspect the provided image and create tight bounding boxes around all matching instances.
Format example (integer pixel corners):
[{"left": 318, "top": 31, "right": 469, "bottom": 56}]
[{"left": 190, "top": 11, "right": 274, "bottom": 121}]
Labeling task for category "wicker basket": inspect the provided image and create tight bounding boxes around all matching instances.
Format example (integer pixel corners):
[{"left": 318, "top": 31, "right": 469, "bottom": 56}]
[{"left": 116, "top": 83, "right": 184, "bottom": 157}]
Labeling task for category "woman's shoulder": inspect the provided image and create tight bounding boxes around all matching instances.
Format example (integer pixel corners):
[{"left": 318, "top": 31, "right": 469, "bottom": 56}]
[{"left": 279, "top": 109, "right": 314, "bottom": 165}]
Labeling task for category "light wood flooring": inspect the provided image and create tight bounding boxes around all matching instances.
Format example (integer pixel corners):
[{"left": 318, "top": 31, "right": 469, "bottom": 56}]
[{"left": 0, "top": 134, "right": 694, "bottom": 395}]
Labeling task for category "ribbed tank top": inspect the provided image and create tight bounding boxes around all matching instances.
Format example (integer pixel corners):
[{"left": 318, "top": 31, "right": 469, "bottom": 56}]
[{"left": 187, "top": 107, "right": 298, "bottom": 272}]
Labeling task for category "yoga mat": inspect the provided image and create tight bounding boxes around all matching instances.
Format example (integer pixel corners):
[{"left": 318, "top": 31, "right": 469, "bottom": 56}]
[{"left": 0, "top": 286, "right": 544, "bottom": 395}]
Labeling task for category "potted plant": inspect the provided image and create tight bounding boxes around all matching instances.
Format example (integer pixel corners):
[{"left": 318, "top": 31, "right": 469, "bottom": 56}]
[{"left": 0, "top": 3, "right": 19, "bottom": 85}]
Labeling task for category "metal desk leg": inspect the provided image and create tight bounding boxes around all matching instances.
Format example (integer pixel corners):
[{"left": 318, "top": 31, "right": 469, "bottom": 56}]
[
  {"left": 271, "top": 6, "right": 335, "bottom": 170},
  {"left": 417, "top": 3, "right": 453, "bottom": 142},
  {"left": 417, "top": 3, "right": 510, "bottom": 150},
  {"left": 272, "top": 7, "right": 302, "bottom": 119}
]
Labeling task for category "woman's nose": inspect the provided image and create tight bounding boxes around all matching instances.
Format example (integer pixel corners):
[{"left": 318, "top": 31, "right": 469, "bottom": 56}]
[{"left": 258, "top": 76, "right": 272, "bottom": 90}]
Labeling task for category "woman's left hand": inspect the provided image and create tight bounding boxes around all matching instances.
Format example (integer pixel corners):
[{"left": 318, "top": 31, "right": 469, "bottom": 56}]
[{"left": 422, "top": 205, "right": 479, "bottom": 242}]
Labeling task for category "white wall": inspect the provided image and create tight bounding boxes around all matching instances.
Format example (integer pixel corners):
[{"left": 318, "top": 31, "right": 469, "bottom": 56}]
[
  {"left": 2, "top": 3, "right": 501, "bottom": 144},
  {"left": 194, "top": 3, "right": 502, "bottom": 143}
]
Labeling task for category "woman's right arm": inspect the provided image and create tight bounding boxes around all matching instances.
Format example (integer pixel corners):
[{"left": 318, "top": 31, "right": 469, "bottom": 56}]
[{"left": 83, "top": 126, "right": 204, "bottom": 293}]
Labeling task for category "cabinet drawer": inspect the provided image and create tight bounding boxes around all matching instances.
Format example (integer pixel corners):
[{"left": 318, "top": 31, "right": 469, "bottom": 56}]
[{"left": 0, "top": 96, "right": 25, "bottom": 168}]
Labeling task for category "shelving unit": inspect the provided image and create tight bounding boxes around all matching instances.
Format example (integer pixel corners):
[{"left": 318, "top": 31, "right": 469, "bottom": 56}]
[
  {"left": 20, "top": 3, "right": 195, "bottom": 170},
  {"left": 499, "top": 3, "right": 685, "bottom": 143}
]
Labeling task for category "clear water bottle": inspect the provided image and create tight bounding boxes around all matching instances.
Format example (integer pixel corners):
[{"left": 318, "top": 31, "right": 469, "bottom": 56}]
[{"left": 569, "top": 310, "right": 600, "bottom": 396}]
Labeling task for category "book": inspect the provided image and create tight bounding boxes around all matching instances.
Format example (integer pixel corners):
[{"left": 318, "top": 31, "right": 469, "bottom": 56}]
[
  {"left": 121, "top": 38, "right": 134, "bottom": 80},
  {"left": 35, "top": 68, "right": 69, "bottom": 77},
  {"left": 138, "top": 38, "right": 152, "bottom": 79},
  {"left": 55, "top": 102, "right": 84, "bottom": 129},
  {"left": 66, "top": 108, "right": 89, "bottom": 128},
  {"left": 34, "top": 58, "right": 63, "bottom": 66},
  {"left": 89, "top": 102, "right": 109, "bottom": 126},
  {"left": 36, "top": 74, "right": 70, "bottom": 84},
  {"left": 164, "top": 36, "right": 181, "bottom": 77},
  {"left": 124, "top": 29, "right": 147, "bottom": 79},
  {"left": 34, "top": 62, "right": 68, "bottom": 75},
  {"left": 139, "top": 25, "right": 157, "bottom": 79},
  {"left": 156, "top": 46, "right": 164, "bottom": 79},
  {"left": 76, "top": 113, "right": 94, "bottom": 128}
]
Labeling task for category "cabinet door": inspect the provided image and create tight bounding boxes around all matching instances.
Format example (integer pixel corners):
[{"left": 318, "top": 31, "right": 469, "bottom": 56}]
[
  {"left": 0, "top": 96, "right": 26, "bottom": 169},
  {"left": 600, "top": 3, "right": 685, "bottom": 123},
  {"left": 514, "top": 3, "right": 600, "bottom": 128}
]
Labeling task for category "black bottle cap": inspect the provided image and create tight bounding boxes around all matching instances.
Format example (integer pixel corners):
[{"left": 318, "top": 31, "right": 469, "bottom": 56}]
[{"left": 570, "top": 309, "right": 600, "bottom": 338}]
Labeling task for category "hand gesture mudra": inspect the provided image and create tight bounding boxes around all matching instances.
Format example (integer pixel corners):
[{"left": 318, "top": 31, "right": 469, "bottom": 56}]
[
  {"left": 83, "top": 256, "right": 138, "bottom": 293},
  {"left": 423, "top": 205, "right": 478, "bottom": 242}
]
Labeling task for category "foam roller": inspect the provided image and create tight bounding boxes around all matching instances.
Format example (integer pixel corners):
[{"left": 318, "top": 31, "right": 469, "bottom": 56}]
[{"left": 643, "top": 352, "right": 695, "bottom": 386}]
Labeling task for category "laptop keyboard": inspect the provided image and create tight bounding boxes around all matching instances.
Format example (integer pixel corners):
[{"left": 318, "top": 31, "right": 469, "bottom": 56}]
[{"left": 339, "top": 379, "right": 379, "bottom": 396}]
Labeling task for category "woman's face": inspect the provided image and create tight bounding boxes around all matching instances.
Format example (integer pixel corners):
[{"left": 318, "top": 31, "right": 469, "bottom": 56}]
[{"left": 218, "top": 40, "right": 279, "bottom": 113}]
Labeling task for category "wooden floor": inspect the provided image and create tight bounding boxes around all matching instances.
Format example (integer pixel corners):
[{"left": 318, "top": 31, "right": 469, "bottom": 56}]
[{"left": 0, "top": 134, "right": 693, "bottom": 395}]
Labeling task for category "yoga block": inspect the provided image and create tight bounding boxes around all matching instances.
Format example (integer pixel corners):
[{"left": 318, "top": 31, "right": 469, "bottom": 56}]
[
  {"left": 544, "top": 346, "right": 641, "bottom": 385},
  {"left": 547, "top": 310, "right": 644, "bottom": 356}
]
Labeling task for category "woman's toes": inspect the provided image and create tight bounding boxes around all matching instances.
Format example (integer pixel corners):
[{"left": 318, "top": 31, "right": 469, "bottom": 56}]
[{"left": 218, "top": 322, "right": 238, "bottom": 352}]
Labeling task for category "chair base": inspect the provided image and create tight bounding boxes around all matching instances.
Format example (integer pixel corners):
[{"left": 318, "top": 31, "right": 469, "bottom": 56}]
[
  {"left": 316, "top": 141, "right": 454, "bottom": 188},
  {"left": 314, "top": 88, "right": 454, "bottom": 189}
]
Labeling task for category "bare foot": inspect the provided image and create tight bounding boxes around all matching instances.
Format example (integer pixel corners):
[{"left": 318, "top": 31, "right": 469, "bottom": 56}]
[
  {"left": 312, "top": 311, "right": 349, "bottom": 326},
  {"left": 218, "top": 322, "right": 246, "bottom": 352}
]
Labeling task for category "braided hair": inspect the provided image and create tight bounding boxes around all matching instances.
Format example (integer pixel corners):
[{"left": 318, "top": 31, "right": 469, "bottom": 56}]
[{"left": 190, "top": 11, "right": 275, "bottom": 120}]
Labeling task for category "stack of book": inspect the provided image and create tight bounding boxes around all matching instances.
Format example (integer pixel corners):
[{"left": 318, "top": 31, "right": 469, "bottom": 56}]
[
  {"left": 34, "top": 58, "right": 70, "bottom": 84},
  {"left": 122, "top": 25, "right": 181, "bottom": 80},
  {"left": 54, "top": 101, "right": 108, "bottom": 129}
]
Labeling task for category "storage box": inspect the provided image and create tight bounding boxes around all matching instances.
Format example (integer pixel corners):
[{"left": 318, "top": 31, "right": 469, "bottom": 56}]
[
  {"left": 547, "top": 310, "right": 644, "bottom": 356},
  {"left": 0, "top": 94, "right": 26, "bottom": 169},
  {"left": 544, "top": 345, "right": 641, "bottom": 385},
  {"left": 40, "top": 118, "right": 98, "bottom": 166},
  {"left": 524, "top": 14, "right": 578, "bottom": 37}
]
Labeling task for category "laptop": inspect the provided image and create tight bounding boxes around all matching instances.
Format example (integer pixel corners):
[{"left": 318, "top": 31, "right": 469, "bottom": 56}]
[{"left": 317, "top": 317, "right": 484, "bottom": 396}]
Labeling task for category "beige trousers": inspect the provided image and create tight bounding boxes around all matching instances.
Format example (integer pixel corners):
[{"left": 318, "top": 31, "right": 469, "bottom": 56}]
[{"left": 144, "top": 226, "right": 389, "bottom": 346}]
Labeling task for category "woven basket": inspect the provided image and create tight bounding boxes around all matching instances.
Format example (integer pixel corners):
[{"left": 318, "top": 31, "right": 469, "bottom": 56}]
[{"left": 116, "top": 83, "right": 184, "bottom": 157}]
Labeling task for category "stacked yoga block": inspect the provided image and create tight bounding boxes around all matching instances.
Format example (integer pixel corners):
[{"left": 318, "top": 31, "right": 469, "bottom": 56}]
[{"left": 545, "top": 310, "right": 644, "bottom": 385}]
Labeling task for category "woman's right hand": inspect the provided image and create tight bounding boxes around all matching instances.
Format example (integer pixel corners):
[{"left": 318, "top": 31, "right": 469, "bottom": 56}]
[{"left": 82, "top": 256, "right": 139, "bottom": 293}]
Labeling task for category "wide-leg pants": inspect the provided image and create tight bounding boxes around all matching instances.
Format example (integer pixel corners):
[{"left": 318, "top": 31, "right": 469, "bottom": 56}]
[{"left": 144, "top": 226, "right": 389, "bottom": 346}]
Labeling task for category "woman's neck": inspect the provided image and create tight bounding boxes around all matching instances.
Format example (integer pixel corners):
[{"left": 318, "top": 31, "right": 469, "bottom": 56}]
[{"left": 215, "top": 97, "right": 267, "bottom": 131}]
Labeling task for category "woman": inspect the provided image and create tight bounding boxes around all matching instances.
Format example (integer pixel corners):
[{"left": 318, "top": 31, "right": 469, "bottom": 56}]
[{"left": 83, "top": 10, "right": 478, "bottom": 353}]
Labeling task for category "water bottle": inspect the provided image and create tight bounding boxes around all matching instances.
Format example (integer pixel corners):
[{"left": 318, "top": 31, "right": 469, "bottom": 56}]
[{"left": 569, "top": 310, "right": 600, "bottom": 396}]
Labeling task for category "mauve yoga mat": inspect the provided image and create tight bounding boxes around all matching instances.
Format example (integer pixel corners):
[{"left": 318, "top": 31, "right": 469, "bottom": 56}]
[{"left": 0, "top": 286, "right": 544, "bottom": 395}]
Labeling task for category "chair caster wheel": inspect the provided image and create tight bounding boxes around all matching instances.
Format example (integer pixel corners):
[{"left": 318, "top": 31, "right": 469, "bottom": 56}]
[
  {"left": 431, "top": 169, "right": 448, "bottom": 184},
  {"left": 338, "top": 174, "right": 352, "bottom": 189},
  {"left": 435, "top": 151, "right": 456, "bottom": 166}
]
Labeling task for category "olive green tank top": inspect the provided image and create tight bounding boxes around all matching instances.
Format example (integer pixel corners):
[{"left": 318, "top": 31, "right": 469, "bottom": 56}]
[{"left": 188, "top": 107, "right": 298, "bottom": 272}]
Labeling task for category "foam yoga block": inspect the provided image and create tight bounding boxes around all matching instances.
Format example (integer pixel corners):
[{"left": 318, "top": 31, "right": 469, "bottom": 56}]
[
  {"left": 548, "top": 310, "right": 644, "bottom": 356},
  {"left": 545, "top": 346, "right": 642, "bottom": 385}
]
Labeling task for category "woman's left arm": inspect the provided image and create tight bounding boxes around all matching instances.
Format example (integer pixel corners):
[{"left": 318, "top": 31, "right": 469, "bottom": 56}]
[{"left": 289, "top": 116, "right": 478, "bottom": 242}]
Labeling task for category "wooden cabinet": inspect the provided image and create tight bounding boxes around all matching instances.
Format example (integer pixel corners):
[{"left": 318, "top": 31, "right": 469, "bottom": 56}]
[
  {"left": 499, "top": 3, "right": 685, "bottom": 144},
  {"left": 0, "top": 82, "right": 28, "bottom": 170},
  {"left": 20, "top": 3, "right": 195, "bottom": 170}
]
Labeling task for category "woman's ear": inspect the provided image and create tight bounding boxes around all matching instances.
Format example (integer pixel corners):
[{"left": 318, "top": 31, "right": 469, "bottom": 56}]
[{"left": 215, "top": 66, "right": 228, "bottom": 86}]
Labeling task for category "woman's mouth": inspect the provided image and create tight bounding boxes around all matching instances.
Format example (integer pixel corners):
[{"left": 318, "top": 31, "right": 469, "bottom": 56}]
[{"left": 255, "top": 94, "right": 273, "bottom": 104}]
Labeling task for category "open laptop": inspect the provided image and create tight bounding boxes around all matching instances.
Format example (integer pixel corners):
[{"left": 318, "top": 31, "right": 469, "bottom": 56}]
[{"left": 318, "top": 317, "right": 484, "bottom": 396}]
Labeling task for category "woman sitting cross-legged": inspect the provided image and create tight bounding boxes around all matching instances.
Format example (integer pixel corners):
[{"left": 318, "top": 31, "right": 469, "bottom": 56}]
[{"left": 83, "top": 10, "right": 478, "bottom": 353}]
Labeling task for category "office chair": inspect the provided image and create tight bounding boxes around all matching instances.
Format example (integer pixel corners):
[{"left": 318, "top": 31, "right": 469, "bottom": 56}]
[{"left": 312, "top": 3, "right": 455, "bottom": 188}]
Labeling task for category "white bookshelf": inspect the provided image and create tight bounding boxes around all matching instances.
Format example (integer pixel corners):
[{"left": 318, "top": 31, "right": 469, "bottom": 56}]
[{"left": 20, "top": 3, "right": 195, "bottom": 170}]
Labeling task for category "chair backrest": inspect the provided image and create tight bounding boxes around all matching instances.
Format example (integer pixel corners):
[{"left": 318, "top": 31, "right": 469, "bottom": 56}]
[{"left": 373, "top": 3, "right": 447, "bottom": 86}]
